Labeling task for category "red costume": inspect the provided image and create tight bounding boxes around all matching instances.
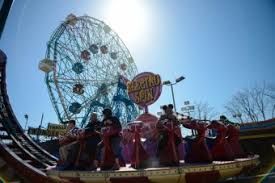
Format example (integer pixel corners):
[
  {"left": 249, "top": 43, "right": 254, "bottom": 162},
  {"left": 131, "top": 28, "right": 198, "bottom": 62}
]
[
  {"left": 100, "top": 116, "right": 122, "bottom": 170},
  {"left": 207, "top": 121, "right": 234, "bottom": 161},
  {"left": 182, "top": 120, "right": 212, "bottom": 163},
  {"left": 121, "top": 129, "right": 133, "bottom": 163},
  {"left": 227, "top": 124, "right": 246, "bottom": 158},
  {"left": 157, "top": 119, "right": 182, "bottom": 166},
  {"left": 100, "top": 127, "right": 115, "bottom": 169},
  {"left": 128, "top": 122, "right": 149, "bottom": 168}
]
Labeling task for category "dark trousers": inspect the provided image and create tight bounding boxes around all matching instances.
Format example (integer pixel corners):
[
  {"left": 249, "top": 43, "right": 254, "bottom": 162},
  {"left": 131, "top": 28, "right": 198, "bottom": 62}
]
[
  {"left": 66, "top": 141, "right": 80, "bottom": 165},
  {"left": 97, "top": 136, "right": 122, "bottom": 160}
]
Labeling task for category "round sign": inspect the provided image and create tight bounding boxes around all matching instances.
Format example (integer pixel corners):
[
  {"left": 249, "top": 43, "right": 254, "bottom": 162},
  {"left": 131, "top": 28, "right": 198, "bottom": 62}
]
[{"left": 127, "top": 72, "right": 162, "bottom": 107}]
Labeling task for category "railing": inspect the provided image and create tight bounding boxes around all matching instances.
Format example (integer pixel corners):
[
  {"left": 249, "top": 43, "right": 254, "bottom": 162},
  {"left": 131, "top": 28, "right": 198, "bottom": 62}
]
[{"left": 240, "top": 118, "right": 275, "bottom": 131}]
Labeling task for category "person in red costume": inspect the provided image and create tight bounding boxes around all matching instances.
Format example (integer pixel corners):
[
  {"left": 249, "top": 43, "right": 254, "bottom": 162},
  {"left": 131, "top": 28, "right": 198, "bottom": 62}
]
[
  {"left": 127, "top": 121, "right": 149, "bottom": 169},
  {"left": 181, "top": 118, "right": 212, "bottom": 163},
  {"left": 156, "top": 104, "right": 182, "bottom": 166},
  {"left": 227, "top": 124, "right": 246, "bottom": 158},
  {"left": 98, "top": 108, "right": 122, "bottom": 170},
  {"left": 121, "top": 128, "right": 133, "bottom": 163},
  {"left": 219, "top": 115, "right": 246, "bottom": 158},
  {"left": 207, "top": 120, "right": 234, "bottom": 161}
]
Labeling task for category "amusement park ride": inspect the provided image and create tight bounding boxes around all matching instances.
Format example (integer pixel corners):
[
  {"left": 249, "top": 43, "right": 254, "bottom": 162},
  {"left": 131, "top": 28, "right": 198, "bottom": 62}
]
[
  {"left": 1, "top": 10, "right": 272, "bottom": 183},
  {"left": 39, "top": 15, "right": 139, "bottom": 128}
]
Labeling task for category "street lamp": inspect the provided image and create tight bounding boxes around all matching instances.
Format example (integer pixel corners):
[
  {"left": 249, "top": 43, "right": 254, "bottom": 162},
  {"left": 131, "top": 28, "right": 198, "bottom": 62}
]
[
  {"left": 24, "top": 113, "right": 29, "bottom": 132},
  {"left": 163, "top": 76, "right": 185, "bottom": 112},
  {"left": 176, "top": 76, "right": 185, "bottom": 83}
]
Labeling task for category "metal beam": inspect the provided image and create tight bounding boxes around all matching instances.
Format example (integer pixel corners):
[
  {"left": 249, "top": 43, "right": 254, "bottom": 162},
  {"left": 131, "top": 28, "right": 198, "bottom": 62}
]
[{"left": 0, "top": 0, "right": 14, "bottom": 39}]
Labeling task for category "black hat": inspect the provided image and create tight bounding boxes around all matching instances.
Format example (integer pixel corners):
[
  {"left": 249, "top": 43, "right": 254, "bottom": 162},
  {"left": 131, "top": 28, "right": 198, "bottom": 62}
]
[
  {"left": 168, "top": 104, "right": 174, "bottom": 109},
  {"left": 211, "top": 120, "right": 218, "bottom": 124},
  {"left": 220, "top": 115, "right": 227, "bottom": 120},
  {"left": 162, "top": 105, "right": 168, "bottom": 111},
  {"left": 102, "top": 108, "right": 112, "bottom": 116},
  {"left": 68, "top": 119, "right": 76, "bottom": 125}
]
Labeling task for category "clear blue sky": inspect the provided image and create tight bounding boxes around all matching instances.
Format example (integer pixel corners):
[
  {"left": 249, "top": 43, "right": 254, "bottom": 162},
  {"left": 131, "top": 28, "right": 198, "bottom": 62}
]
[{"left": 0, "top": 0, "right": 274, "bottom": 128}]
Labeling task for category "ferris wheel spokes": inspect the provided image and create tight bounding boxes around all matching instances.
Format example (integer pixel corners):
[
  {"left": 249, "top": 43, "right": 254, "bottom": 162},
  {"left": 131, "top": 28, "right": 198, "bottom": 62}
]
[{"left": 41, "top": 14, "right": 139, "bottom": 127}]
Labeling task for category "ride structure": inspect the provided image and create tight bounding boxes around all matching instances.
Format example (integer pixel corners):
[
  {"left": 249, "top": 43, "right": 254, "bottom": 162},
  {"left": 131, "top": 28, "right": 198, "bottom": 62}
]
[
  {"left": 0, "top": 11, "right": 262, "bottom": 182},
  {"left": 238, "top": 118, "right": 275, "bottom": 182},
  {"left": 0, "top": 48, "right": 260, "bottom": 183},
  {"left": 0, "top": 50, "right": 57, "bottom": 182},
  {"left": 39, "top": 14, "right": 139, "bottom": 127}
]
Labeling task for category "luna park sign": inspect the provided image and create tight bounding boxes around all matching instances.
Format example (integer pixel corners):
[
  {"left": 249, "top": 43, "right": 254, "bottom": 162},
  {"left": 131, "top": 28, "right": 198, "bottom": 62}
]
[{"left": 127, "top": 72, "right": 162, "bottom": 108}]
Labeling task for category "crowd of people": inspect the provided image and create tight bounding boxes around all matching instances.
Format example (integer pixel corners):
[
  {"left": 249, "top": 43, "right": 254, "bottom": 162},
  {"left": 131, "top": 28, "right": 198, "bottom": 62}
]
[{"left": 56, "top": 105, "right": 246, "bottom": 171}]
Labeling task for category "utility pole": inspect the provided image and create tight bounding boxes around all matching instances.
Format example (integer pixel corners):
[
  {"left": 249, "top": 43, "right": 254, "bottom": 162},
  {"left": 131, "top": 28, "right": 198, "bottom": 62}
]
[
  {"left": 36, "top": 113, "right": 44, "bottom": 142},
  {"left": 24, "top": 114, "right": 29, "bottom": 132}
]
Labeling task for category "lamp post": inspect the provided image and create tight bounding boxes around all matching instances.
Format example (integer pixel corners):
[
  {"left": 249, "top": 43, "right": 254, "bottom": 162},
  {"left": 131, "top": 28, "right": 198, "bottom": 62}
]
[
  {"left": 163, "top": 76, "right": 185, "bottom": 112},
  {"left": 24, "top": 113, "right": 29, "bottom": 132},
  {"left": 36, "top": 113, "right": 44, "bottom": 142}
]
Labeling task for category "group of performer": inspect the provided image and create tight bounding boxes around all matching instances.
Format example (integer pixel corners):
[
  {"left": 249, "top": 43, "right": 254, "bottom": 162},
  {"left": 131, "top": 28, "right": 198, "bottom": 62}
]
[
  {"left": 57, "top": 104, "right": 246, "bottom": 171},
  {"left": 156, "top": 105, "right": 246, "bottom": 165},
  {"left": 58, "top": 108, "right": 122, "bottom": 170}
]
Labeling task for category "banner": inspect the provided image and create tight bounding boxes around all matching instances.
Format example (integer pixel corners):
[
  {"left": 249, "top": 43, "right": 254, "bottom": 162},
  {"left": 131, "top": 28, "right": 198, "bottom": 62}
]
[
  {"left": 47, "top": 123, "right": 66, "bottom": 130},
  {"left": 28, "top": 127, "right": 66, "bottom": 137}
]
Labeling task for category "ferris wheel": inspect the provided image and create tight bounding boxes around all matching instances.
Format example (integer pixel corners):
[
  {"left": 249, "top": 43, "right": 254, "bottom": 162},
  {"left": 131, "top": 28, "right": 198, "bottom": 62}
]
[{"left": 39, "top": 14, "right": 139, "bottom": 127}]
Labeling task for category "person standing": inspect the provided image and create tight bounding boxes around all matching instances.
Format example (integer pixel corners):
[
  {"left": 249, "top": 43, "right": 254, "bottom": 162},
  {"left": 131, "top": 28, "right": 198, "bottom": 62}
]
[
  {"left": 98, "top": 108, "right": 122, "bottom": 170},
  {"left": 156, "top": 104, "right": 182, "bottom": 166},
  {"left": 82, "top": 112, "right": 102, "bottom": 170},
  {"left": 182, "top": 119, "right": 212, "bottom": 163},
  {"left": 207, "top": 120, "right": 234, "bottom": 161},
  {"left": 219, "top": 115, "right": 246, "bottom": 159},
  {"left": 58, "top": 120, "right": 79, "bottom": 169}
]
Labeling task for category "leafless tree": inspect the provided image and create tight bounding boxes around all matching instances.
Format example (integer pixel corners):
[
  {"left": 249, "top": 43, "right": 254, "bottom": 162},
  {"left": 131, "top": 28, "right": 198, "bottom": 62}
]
[
  {"left": 265, "top": 83, "right": 275, "bottom": 100},
  {"left": 225, "top": 82, "right": 274, "bottom": 122},
  {"left": 192, "top": 101, "right": 218, "bottom": 121},
  {"left": 265, "top": 84, "right": 275, "bottom": 117}
]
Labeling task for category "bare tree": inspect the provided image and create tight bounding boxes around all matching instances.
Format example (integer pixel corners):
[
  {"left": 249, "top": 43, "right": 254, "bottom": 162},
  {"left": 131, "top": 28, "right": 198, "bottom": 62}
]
[
  {"left": 265, "top": 83, "right": 275, "bottom": 100},
  {"left": 225, "top": 90, "right": 257, "bottom": 122},
  {"left": 225, "top": 83, "right": 274, "bottom": 122},
  {"left": 251, "top": 83, "right": 271, "bottom": 120},
  {"left": 265, "top": 84, "right": 275, "bottom": 118},
  {"left": 193, "top": 101, "right": 218, "bottom": 121}
]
